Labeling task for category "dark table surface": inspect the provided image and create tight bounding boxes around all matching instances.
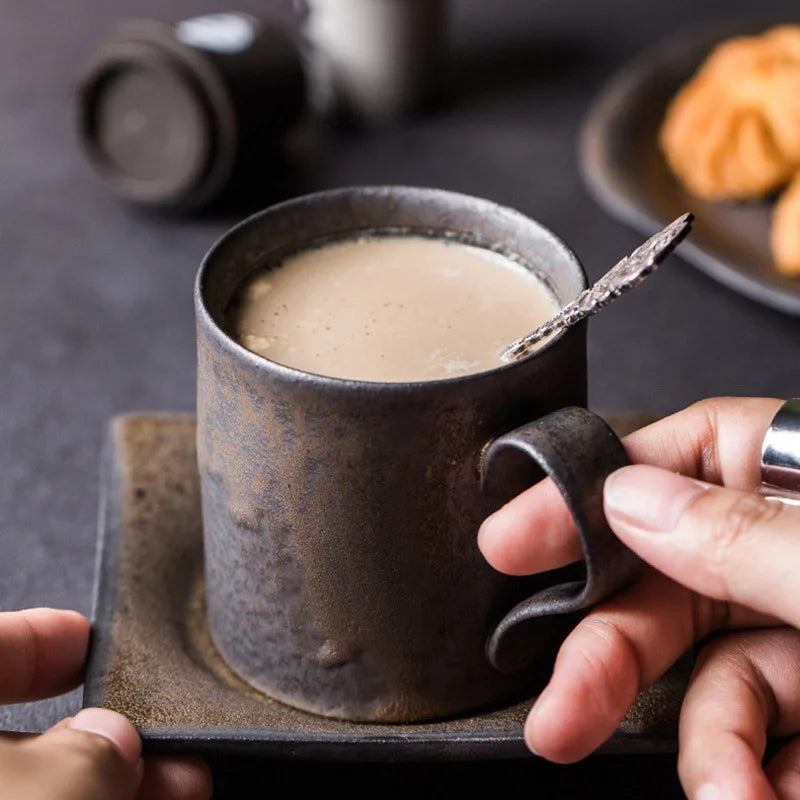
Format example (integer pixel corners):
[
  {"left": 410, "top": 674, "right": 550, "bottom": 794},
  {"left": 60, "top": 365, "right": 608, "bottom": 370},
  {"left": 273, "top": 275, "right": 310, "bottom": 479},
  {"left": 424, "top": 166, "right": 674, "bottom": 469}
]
[{"left": 1, "top": 0, "right": 798, "bottom": 796}]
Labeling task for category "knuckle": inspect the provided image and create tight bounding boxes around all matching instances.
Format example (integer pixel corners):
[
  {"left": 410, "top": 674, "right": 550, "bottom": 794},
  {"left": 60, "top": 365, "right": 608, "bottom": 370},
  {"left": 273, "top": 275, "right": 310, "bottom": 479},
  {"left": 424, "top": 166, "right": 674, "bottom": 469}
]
[
  {"left": 692, "top": 631, "right": 780, "bottom": 722},
  {"left": 568, "top": 617, "right": 643, "bottom": 711},
  {"left": 666, "top": 398, "right": 724, "bottom": 482},
  {"left": 14, "top": 733, "right": 125, "bottom": 800},
  {"left": 53, "top": 731, "right": 124, "bottom": 777},
  {"left": 690, "top": 397, "right": 724, "bottom": 481},
  {"left": 8, "top": 732, "right": 131, "bottom": 800},
  {"left": 683, "top": 397, "right": 757, "bottom": 483},
  {"left": 687, "top": 396, "right": 737, "bottom": 422},
  {"left": 8, "top": 613, "right": 39, "bottom": 703},
  {"left": 702, "top": 491, "right": 782, "bottom": 551},
  {"left": 689, "top": 396, "right": 727, "bottom": 411},
  {"left": 692, "top": 633, "right": 747, "bottom": 672},
  {"left": 689, "top": 595, "right": 729, "bottom": 640}
]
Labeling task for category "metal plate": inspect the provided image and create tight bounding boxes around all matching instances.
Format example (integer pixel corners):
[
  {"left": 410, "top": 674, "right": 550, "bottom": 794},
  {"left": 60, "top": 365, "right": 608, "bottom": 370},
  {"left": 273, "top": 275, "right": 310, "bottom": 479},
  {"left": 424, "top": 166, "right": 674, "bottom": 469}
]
[
  {"left": 83, "top": 413, "right": 686, "bottom": 760},
  {"left": 581, "top": 19, "right": 800, "bottom": 316}
]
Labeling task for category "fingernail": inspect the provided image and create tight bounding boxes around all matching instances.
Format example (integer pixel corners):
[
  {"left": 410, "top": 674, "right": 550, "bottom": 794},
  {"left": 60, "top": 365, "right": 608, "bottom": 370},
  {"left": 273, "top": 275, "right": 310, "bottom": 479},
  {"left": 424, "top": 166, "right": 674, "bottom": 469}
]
[
  {"left": 68, "top": 708, "right": 141, "bottom": 766},
  {"left": 525, "top": 688, "right": 555, "bottom": 755},
  {"left": 525, "top": 738, "right": 541, "bottom": 757},
  {"left": 604, "top": 465, "right": 708, "bottom": 533},
  {"left": 695, "top": 783, "right": 721, "bottom": 800},
  {"left": 477, "top": 510, "right": 502, "bottom": 551}
]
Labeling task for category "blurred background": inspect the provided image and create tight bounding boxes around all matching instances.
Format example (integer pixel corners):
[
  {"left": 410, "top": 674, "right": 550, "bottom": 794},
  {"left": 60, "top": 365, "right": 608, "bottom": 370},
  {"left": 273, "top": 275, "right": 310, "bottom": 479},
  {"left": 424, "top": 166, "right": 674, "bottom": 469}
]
[{"left": 1, "top": 0, "right": 798, "bottom": 796}]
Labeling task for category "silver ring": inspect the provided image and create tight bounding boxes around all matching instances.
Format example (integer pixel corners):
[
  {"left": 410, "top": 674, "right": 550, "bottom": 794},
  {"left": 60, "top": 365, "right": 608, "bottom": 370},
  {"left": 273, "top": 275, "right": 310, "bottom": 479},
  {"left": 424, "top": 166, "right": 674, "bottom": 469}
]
[{"left": 760, "top": 398, "right": 800, "bottom": 505}]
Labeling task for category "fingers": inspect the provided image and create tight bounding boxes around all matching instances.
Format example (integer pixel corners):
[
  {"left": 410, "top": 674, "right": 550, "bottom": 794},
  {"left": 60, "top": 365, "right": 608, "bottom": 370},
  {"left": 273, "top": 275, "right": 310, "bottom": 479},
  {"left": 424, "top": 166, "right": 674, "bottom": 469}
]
[
  {"left": 0, "top": 607, "right": 211, "bottom": 798},
  {"left": 478, "top": 477, "right": 582, "bottom": 575},
  {"left": 137, "top": 756, "right": 213, "bottom": 800},
  {"left": 766, "top": 738, "right": 800, "bottom": 799},
  {"left": 678, "top": 628, "right": 800, "bottom": 800},
  {"left": 604, "top": 464, "right": 800, "bottom": 628},
  {"left": 66, "top": 708, "right": 142, "bottom": 763},
  {"left": 622, "top": 396, "right": 784, "bottom": 489},
  {"left": 0, "top": 710, "right": 212, "bottom": 800},
  {"left": 479, "top": 397, "right": 783, "bottom": 577},
  {"left": 0, "top": 708, "right": 142, "bottom": 800},
  {"left": 523, "top": 568, "right": 772, "bottom": 763},
  {"left": 53, "top": 715, "right": 212, "bottom": 800},
  {"left": 0, "top": 608, "right": 89, "bottom": 703}
]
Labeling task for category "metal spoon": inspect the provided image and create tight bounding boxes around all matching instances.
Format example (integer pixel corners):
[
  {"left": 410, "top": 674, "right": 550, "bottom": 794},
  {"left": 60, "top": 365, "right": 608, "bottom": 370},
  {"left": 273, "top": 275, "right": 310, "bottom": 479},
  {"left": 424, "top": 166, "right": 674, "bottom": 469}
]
[{"left": 500, "top": 212, "right": 694, "bottom": 362}]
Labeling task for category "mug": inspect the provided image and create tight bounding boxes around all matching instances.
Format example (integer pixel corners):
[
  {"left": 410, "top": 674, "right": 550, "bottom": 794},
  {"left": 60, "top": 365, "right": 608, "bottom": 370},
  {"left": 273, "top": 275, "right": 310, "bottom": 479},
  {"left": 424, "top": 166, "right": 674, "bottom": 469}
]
[{"left": 195, "top": 186, "right": 641, "bottom": 723}]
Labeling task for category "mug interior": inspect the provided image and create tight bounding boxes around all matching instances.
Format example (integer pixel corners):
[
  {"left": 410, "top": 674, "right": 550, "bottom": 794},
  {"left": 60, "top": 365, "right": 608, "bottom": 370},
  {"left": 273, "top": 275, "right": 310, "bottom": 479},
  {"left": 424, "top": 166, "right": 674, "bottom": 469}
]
[{"left": 196, "top": 186, "right": 588, "bottom": 378}]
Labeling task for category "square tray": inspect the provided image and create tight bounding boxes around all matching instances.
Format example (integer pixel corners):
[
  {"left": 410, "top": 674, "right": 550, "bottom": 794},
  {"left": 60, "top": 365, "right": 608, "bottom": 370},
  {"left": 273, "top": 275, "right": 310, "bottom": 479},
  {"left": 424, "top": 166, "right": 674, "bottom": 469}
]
[{"left": 84, "top": 413, "right": 687, "bottom": 760}]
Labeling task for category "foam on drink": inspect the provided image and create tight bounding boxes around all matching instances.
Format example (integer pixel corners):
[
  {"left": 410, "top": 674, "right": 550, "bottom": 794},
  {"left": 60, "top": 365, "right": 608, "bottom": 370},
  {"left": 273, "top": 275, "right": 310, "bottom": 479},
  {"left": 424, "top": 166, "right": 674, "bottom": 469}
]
[{"left": 226, "top": 234, "right": 560, "bottom": 383}]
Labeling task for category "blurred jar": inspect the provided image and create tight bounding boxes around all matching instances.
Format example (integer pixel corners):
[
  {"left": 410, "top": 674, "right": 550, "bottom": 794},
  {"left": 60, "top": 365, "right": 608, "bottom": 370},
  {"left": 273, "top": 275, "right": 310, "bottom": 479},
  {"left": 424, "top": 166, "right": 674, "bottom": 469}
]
[
  {"left": 302, "top": 0, "right": 448, "bottom": 124},
  {"left": 77, "top": 13, "right": 306, "bottom": 211}
]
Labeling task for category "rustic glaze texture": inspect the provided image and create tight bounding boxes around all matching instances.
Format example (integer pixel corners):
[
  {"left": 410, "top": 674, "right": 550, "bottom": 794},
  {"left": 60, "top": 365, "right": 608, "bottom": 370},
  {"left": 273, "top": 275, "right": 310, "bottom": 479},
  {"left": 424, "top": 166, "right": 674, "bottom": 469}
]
[
  {"left": 195, "top": 187, "right": 592, "bottom": 722},
  {"left": 482, "top": 407, "right": 643, "bottom": 674},
  {"left": 82, "top": 413, "right": 688, "bottom": 759}
]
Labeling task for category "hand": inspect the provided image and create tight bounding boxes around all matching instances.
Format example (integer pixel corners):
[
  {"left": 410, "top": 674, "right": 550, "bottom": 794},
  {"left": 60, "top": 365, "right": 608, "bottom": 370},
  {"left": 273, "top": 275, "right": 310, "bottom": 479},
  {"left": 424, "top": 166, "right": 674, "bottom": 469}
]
[
  {"left": 0, "top": 608, "right": 212, "bottom": 800},
  {"left": 478, "top": 397, "right": 800, "bottom": 799}
]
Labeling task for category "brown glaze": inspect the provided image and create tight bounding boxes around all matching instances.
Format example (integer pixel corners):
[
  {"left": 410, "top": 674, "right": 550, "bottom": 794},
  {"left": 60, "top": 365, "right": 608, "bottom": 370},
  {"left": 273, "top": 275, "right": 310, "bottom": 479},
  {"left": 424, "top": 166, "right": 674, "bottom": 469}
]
[
  {"left": 196, "top": 187, "right": 595, "bottom": 722},
  {"left": 84, "top": 413, "right": 687, "bottom": 758}
]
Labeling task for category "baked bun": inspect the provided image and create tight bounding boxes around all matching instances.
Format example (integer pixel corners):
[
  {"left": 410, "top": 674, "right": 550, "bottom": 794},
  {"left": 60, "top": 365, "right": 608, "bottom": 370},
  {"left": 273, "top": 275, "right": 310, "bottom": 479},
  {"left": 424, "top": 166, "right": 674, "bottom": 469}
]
[
  {"left": 771, "top": 171, "right": 800, "bottom": 275},
  {"left": 660, "top": 26, "right": 800, "bottom": 200}
]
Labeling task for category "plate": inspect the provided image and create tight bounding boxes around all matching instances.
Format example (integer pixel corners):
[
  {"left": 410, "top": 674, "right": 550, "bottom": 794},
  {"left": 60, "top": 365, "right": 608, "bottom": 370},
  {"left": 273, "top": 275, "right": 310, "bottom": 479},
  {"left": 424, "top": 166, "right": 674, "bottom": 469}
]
[
  {"left": 580, "top": 19, "right": 800, "bottom": 316},
  {"left": 84, "top": 413, "right": 686, "bottom": 760}
]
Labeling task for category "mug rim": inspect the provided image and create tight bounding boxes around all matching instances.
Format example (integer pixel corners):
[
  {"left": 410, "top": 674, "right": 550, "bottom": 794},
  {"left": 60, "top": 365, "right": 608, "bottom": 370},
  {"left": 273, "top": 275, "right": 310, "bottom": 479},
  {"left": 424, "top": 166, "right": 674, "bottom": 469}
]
[{"left": 195, "top": 184, "right": 588, "bottom": 390}]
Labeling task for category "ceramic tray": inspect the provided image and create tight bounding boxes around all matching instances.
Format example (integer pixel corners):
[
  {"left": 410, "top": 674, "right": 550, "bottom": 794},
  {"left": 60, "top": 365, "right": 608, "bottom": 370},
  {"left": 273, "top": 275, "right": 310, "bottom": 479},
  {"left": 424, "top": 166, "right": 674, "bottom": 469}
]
[
  {"left": 581, "top": 18, "right": 800, "bottom": 316},
  {"left": 83, "top": 413, "right": 687, "bottom": 760}
]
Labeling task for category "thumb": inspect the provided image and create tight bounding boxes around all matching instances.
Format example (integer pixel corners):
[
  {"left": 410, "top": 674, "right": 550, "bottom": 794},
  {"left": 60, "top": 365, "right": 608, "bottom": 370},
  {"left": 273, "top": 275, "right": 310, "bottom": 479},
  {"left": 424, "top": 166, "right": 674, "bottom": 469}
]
[
  {"left": 603, "top": 464, "right": 800, "bottom": 628},
  {"left": 0, "top": 708, "right": 142, "bottom": 800}
]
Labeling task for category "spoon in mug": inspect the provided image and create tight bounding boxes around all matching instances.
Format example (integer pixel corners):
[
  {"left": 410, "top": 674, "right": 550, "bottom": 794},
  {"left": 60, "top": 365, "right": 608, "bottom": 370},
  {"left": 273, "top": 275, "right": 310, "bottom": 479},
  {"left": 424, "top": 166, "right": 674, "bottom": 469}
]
[{"left": 500, "top": 212, "right": 694, "bottom": 362}]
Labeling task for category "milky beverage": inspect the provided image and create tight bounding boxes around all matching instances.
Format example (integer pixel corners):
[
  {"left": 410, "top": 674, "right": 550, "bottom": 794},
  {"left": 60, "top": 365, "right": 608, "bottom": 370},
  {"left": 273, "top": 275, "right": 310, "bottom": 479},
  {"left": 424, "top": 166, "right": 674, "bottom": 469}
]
[{"left": 226, "top": 234, "right": 561, "bottom": 383}]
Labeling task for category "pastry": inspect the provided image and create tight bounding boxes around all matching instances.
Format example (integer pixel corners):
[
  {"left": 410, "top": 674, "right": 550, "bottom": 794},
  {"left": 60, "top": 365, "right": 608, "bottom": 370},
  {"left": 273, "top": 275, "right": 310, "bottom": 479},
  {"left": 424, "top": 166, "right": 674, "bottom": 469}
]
[
  {"left": 660, "top": 26, "right": 800, "bottom": 200},
  {"left": 771, "top": 172, "right": 800, "bottom": 275}
]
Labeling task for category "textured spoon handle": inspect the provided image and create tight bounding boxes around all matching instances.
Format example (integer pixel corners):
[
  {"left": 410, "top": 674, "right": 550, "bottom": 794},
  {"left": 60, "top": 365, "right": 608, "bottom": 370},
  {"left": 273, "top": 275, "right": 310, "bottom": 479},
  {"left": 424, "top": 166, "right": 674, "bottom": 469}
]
[{"left": 500, "top": 213, "right": 694, "bottom": 362}]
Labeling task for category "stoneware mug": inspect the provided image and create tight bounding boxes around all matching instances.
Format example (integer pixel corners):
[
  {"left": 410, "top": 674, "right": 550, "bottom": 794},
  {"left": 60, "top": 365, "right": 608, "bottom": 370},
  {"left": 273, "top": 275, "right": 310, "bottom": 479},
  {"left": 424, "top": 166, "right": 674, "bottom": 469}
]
[{"left": 195, "top": 186, "right": 641, "bottom": 723}]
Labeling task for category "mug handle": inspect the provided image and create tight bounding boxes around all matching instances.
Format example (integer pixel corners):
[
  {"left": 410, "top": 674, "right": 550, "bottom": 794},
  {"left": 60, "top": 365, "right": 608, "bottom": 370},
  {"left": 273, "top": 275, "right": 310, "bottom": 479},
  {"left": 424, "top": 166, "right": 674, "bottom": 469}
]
[{"left": 481, "top": 406, "right": 644, "bottom": 674}]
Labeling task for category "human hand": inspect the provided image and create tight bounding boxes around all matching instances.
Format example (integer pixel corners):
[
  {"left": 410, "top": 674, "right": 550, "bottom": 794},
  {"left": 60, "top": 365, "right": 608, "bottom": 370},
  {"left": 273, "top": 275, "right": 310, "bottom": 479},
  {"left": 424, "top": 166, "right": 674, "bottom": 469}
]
[
  {"left": 0, "top": 608, "right": 212, "bottom": 800},
  {"left": 479, "top": 397, "right": 800, "bottom": 799}
]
